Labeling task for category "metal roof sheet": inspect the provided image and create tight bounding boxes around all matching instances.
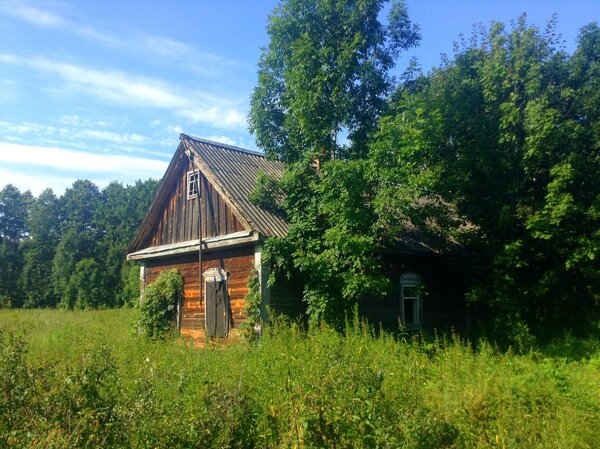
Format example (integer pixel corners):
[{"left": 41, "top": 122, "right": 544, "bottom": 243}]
[{"left": 181, "top": 134, "right": 288, "bottom": 238}]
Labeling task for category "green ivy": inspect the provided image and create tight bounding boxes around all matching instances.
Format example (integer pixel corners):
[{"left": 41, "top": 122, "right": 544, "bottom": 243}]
[
  {"left": 137, "top": 269, "right": 183, "bottom": 339},
  {"left": 241, "top": 268, "right": 262, "bottom": 341}
]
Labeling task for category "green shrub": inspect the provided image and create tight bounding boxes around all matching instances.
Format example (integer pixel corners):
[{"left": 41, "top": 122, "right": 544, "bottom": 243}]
[
  {"left": 61, "top": 258, "right": 107, "bottom": 309},
  {"left": 138, "top": 269, "right": 183, "bottom": 339},
  {"left": 241, "top": 268, "right": 262, "bottom": 341},
  {"left": 0, "top": 331, "right": 124, "bottom": 449},
  {"left": 119, "top": 261, "right": 141, "bottom": 307}
]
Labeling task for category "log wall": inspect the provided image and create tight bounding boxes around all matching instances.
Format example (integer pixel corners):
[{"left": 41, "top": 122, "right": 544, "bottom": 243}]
[
  {"left": 144, "top": 161, "right": 245, "bottom": 248},
  {"left": 145, "top": 245, "right": 255, "bottom": 340}
]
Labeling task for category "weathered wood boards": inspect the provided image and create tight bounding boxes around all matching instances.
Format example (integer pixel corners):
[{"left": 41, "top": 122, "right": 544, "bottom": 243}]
[
  {"left": 145, "top": 161, "right": 245, "bottom": 248},
  {"left": 145, "top": 246, "right": 254, "bottom": 340}
]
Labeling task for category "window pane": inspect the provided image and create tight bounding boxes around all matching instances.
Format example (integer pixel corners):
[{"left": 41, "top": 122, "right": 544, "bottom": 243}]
[
  {"left": 188, "top": 171, "right": 199, "bottom": 198},
  {"left": 404, "top": 298, "right": 415, "bottom": 324},
  {"left": 403, "top": 286, "right": 419, "bottom": 298}
]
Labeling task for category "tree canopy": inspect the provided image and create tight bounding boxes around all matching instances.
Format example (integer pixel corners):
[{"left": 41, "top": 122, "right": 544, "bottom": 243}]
[
  {"left": 0, "top": 179, "right": 158, "bottom": 309},
  {"left": 251, "top": 1, "right": 599, "bottom": 342},
  {"left": 249, "top": 0, "right": 420, "bottom": 163},
  {"left": 250, "top": 0, "right": 421, "bottom": 325},
  {"left": 374, "top": 17, "right": 600, "bottom": 341}
]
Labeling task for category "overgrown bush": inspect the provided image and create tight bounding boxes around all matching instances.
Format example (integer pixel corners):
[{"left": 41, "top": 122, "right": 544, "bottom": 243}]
[
  {"left": 0, "top": 331, "right": 123, "bottom": 449},
  {"left": 241, "top": 268, "right": 262, "bottom": 341},
  {"left": 138, "top": 269, "right": 183, "bottom": 339},
  {"left": 119, "top": 261, "right": 141, "bottom": 307}
]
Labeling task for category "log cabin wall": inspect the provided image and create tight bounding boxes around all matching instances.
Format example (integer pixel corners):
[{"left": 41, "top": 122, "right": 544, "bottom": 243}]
[
  {"left": 145, "top": 245, "right": 254, "bottom": 340},
  {"left": 144, "top": 161, "right": 245, "bottom": 248},
  {"left": 359, "top": 254, "right": 467, "bottom": 332}
]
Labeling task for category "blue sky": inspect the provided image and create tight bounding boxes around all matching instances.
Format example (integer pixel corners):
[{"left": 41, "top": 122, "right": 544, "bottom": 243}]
[{"left": 0, "top": 0, "right": 597, "bottom": 195}]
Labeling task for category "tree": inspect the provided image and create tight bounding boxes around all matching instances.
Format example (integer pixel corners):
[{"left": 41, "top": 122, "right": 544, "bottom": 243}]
[
  {"left": 373, "top": 17, "right": 600, "bottom": 342},
  {"left": 94, "top": 179, "right": 159, "bottom": 307},
  {"left": 52, "top": 180, "right": 104, "bottom": 305},
  {"left": 62, "top": 258, "right": 106, "bottom": 309},
  {"left": 0, "top": 184, "right": 32, "bottom": 242},
  {"left": 249, "top": 0, "right": 420, "bottom": 163},
  {"left": 20, "top": 189, "right": 61, "bottom": 308},
  {"left": 0, "top": 185, "right": 32, "bottom": 306},
  {"left": 250, "top": 0, "right": 420, "bottom": 325}
]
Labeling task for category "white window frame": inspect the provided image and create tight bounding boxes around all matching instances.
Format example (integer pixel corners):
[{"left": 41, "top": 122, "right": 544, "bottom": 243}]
[
  {"left": 187, "top": 169, "right": 199, "bottom": 200},
  {"left": 400, "top": 272, "right": 423, "bottom": 330}
]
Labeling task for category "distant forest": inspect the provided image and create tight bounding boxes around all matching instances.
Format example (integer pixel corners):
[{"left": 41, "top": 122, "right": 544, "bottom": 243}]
[{"left": 0, "top": 179, "right": 158, "bottom": 309}]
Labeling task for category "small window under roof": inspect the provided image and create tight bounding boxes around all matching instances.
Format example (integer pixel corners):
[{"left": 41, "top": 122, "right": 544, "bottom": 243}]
[{"left": 187, "top": 170, "right": 199, "bottom": 200}]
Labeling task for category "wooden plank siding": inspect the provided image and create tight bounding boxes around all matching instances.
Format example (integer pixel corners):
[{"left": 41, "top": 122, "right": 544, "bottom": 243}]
[
  {"left": 145, "top": 246, "right": 254, "bottom": 340},
  {"left": 144, "top": 161, "right": 245, "bottom": 248}
]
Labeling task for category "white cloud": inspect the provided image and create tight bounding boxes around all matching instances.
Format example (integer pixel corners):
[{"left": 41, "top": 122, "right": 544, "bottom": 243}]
[
  {"left": 57, "top": 115, "right": 113, "bottom": 127},
  {"left": 0, "top": 166, "right": 76, "bottom": 195},
  {"left": 80, "top": 130, "right": 147, "bottom": 145},
  {"left": 0, "top": 120, "right": 172, "bottom": 158},
  {"left": 0, "top": 54, "right": 247, "bottom": 129},
  {"left": 0, "top": 142, "right": 168, "bottom": 180},
  {"left": 165, "top": 125, "right": 183, "bottom": 135},
  {"left": 205, "top": 135, "right": 237, "bottom": 146},
  {"left": 0, "top": 1, "right": 66, "bottom": 27}
]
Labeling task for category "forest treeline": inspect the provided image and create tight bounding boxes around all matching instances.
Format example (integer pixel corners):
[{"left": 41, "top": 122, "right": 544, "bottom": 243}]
[{"left": 0, "top": 179, "right": 158, "bottom": 309}]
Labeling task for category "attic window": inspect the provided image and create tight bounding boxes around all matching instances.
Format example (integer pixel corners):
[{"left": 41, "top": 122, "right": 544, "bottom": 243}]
[{"left": 187, "top": 170, "right": 199, "bottom": 200}]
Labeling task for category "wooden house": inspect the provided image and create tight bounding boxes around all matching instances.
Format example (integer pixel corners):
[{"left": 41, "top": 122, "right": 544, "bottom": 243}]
[
  {"left": 128, "top": 134, "right": 467, "bottom": 341},
  {"left": 127, "top": 134, "right": 296, "bottom": 340}
]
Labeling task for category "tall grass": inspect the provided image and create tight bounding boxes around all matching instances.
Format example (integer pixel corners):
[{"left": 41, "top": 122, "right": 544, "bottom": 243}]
[{"left": 1, "top": 309, "right": 599, "bottom": 448}]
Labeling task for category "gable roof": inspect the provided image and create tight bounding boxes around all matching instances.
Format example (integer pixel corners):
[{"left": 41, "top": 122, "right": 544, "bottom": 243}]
[{"left": 128, "top": 134, "right": 287, "bottom": 253}]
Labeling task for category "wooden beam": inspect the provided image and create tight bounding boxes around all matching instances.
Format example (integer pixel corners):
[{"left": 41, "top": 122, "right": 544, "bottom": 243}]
[{"left": 127, "top": 231, "right": 261, "bottom": 261}]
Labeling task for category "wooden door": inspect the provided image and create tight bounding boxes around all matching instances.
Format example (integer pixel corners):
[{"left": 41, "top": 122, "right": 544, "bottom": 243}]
[{"left": 204, "top": 268, "right": 229, "bottom": 338}]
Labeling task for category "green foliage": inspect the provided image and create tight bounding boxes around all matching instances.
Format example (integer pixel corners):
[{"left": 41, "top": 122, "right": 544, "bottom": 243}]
[
  {"left": 248, "top": 171, "right": 285, "bottom": 216},
  {"left": 2, "top": 309, "right": 600, "bottom": 448},
  {"left": 0, "top": 178, "right": 158, "bottom": 310},
  {"left": 138, "top": 269, "right": 184, "bottom": 339},
  {"left": 119, "top": 261, "right": 141, "bottom": 307},
  {"left": 0, "top": 184, "right": 32, "bottom": 242},
  {"left": 242, "top": 268, "right": 262, "bottom": 340},
  {"left": 0, "top": 330, "right": 123, "bottom": 449},
  {"left": 249, "top": 0, "right": 421, "bottom": 328},
  {"left": 62, "top": 258, "right": 107, "bottom": 309},
  {"left": 373, "top": 17, "right": 600, "bottom": 343},
  {"left": 257, "top": 160, "right": 390, "bottom": 327},
  {"left": 0, "top": 185, "right": 32, "bottom": 307},
  {"left": 20, "top": 189, "right": 60, "bottom": 308},
  {"left": 249, "top": 0, "right": 420, "bottom": 163}
]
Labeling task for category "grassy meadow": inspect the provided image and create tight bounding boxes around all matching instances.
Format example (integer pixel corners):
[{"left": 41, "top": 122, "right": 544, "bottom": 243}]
[{"left": 1, "top": 308, "right": 600, "bottom": 448}]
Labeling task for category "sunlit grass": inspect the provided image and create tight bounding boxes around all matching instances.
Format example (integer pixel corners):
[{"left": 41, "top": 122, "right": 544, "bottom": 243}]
[{"left": 1, "top": 309, "right": 599, "bottom": 448}]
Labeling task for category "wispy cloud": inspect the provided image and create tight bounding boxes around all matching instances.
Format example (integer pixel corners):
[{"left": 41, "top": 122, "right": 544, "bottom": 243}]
[
  {"left": 57, "top": 115, "right": 113, "bottom": 128},
  {"left": 0, "top": 54, "right": 248, "bottom": 129},
  {"left": 0, "top": 120, "right": 170, "bottom": 157},
  {"left": 0, "top": 141, "right": 167, "bottom": 179},
  {"left": 165, "top": 124, "right": 184, "bottom": 135},
  {"left": 0, "top": 1, "right": 241, "bottom": 75},
  {"left": 0, "top": 166, "right": 78, "bottom": 195},
  {"left": 205, "top": 135, "right": 237, "bottom": 146},
  {"left": 0, "top": 137, "right": 169, "bottom": 195},
  {"left": 0, "top": 0, "right": 66, "bottom": 27}
]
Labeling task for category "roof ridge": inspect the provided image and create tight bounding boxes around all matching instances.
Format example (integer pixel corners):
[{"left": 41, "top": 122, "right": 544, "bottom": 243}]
[{"left": 180, "top": 133, "right": 267, "bottom": 157}]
